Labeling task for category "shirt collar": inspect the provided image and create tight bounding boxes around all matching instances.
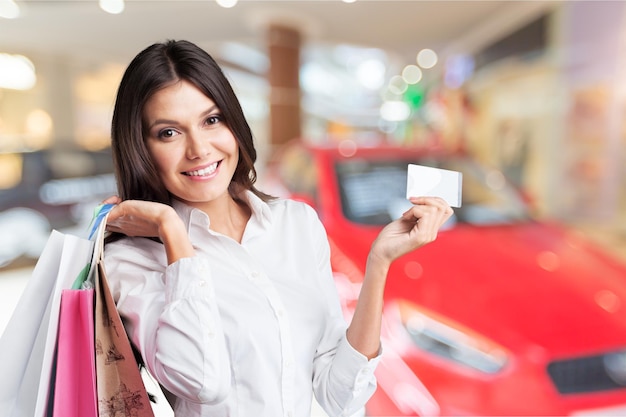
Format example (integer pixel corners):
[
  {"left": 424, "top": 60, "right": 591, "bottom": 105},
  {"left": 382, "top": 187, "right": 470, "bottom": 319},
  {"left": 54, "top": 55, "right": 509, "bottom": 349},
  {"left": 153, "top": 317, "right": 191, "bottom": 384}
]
[{"left": 171, "top": 190, "right": 273, "bottom": 242}]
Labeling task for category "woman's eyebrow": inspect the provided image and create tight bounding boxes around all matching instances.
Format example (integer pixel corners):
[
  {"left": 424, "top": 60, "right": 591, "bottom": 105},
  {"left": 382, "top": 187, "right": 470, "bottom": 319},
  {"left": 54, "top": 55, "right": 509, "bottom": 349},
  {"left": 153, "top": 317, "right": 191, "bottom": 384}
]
[
  {"left": 200, "top": 105, "right": 220, "bottom": 117},
  {"left": 147, "top": 105, "right": 220, "bottom": 129},
  {"left": 148, "top": 118, "right": 178, "bottom": 129}
]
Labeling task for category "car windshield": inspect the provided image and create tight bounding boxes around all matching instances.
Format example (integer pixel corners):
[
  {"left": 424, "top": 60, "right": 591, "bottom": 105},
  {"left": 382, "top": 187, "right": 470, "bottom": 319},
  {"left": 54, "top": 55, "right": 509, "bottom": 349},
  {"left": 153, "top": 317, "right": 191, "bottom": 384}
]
[{"left": 335, "top": 156, "right": 530, "bottom": 226}]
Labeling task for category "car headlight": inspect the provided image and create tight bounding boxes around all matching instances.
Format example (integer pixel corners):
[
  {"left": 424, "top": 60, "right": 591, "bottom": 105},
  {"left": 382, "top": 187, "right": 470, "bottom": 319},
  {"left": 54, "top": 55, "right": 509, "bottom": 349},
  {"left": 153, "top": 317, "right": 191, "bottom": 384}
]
[{"left": 398, "top": 300, "right": 508, "bottom": 374}]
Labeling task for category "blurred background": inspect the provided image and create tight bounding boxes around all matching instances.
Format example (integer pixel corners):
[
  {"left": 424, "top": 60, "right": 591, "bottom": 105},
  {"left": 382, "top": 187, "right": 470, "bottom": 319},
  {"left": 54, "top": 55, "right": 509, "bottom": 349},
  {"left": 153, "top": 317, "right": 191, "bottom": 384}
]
[{"left": 2, "top": 0, "right": 626, "bottom": 415}]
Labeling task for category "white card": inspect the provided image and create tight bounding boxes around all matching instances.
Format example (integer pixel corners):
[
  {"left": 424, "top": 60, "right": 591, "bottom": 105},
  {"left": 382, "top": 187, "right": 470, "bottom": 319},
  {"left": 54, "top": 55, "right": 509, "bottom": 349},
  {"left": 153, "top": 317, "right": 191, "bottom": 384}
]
[{"left": 406, "top": 164, "right": 463, "bottom": 207}]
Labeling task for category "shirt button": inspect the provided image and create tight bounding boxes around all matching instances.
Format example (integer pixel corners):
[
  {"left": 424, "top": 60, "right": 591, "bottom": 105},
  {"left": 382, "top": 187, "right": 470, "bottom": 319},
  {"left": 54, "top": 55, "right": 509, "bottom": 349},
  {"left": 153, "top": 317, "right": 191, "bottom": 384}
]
[{"left": 198, "top": 280, "right": 206, "bottom": 286}]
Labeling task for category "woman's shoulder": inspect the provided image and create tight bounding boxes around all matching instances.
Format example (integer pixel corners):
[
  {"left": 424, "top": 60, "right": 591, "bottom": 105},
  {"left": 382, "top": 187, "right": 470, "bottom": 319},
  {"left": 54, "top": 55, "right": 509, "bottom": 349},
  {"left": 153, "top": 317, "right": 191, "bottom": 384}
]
[
  {"left": 267, "top": 196, "right": 319, "bottom": 220},
  {"left": 264, "top": 197, "right": 327, "bottom": 242},
  {"left": 104, "top": 235, "right": 167, "bottom": 269}
]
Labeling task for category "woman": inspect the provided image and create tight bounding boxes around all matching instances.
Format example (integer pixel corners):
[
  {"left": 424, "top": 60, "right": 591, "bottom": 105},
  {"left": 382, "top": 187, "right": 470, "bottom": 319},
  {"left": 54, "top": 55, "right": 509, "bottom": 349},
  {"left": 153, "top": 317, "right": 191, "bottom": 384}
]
[{"left": 103, "top": 39, "right": 453, "bottom": 417}]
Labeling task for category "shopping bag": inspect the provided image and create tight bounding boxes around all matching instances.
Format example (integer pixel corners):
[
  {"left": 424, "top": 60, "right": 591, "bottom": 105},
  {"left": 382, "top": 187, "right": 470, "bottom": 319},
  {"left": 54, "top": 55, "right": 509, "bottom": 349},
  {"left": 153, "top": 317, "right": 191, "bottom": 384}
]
[
  {"left": 94, "top": 263, "right": 155, "bottom": 417},
  {"left": 0, "top": 204, "right": 155, "bottom": 417},
  {"left": 90, "top": 205, "right": 155, "bottom": 417},
  {"left": 0, "top": 229, "right": 94, "bottom": 417},
  {"left": 49, "top": 288, "right": 97, "bottom": 417}
]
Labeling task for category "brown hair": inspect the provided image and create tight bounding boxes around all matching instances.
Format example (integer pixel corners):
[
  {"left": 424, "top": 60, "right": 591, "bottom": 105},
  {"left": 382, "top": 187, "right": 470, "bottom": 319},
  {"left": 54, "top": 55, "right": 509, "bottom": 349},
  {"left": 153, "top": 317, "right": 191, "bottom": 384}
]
[{"left": 111, "top": 39, "right": 272, "bottom": 205}]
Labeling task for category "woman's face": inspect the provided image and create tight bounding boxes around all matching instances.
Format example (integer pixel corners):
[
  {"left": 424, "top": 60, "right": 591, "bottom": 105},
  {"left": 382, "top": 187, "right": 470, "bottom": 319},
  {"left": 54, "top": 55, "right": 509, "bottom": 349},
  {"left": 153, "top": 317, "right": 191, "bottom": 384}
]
[{"left": 143, "top": 80, "right": 239, "bottom": 209}]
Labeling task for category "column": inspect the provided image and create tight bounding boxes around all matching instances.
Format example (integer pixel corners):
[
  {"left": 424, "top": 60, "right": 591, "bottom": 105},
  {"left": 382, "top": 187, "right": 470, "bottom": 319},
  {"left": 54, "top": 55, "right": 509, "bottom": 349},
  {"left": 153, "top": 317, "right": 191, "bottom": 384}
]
[{"left": 267, "top": 24, "right": 301, "bottom": 148}]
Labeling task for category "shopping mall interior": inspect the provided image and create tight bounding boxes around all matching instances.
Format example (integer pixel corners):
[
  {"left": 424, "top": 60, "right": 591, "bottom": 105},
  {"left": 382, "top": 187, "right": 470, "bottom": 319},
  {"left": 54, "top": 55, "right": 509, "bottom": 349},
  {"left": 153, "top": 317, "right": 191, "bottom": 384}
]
[
  {"left": 3, "top": 1, "right": 626, "bottom": 416},
  {"left": 2, "top": 1, "right": 625, "bottom": 253}
]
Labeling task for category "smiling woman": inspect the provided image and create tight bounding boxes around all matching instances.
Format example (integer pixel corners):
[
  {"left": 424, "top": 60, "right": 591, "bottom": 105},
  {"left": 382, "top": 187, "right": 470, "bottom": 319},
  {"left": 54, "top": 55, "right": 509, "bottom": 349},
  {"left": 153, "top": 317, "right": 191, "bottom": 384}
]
[
  {"left": 100, "top": 39, "right": 452, "bottom": 417},
  {"left": 142, "top": 81, "right": 241, "bottom": 212}
]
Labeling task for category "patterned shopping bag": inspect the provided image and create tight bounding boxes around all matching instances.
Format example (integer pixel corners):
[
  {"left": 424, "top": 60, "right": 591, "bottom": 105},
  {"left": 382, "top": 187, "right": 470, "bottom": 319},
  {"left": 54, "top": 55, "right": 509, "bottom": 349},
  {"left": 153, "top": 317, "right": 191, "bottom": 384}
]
[{"left": 91, "top": 205, "right": 155, "bottom": 417}]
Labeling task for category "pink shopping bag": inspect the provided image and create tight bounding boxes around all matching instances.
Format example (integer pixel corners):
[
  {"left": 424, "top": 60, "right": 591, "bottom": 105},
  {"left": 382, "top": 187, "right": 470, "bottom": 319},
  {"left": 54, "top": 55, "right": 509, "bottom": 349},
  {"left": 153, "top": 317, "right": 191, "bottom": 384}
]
[
  {"left": 49, "top": 288, "right": 97, "bottom": 417},
  {"left": 0, "top": 230, "right": 94, "bottom": 417}
]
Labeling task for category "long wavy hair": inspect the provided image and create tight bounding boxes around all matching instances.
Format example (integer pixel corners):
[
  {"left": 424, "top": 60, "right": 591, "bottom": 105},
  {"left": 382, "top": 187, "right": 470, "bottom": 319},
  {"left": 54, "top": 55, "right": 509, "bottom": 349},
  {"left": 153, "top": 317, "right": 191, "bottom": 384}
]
[{"left": 111, "top": 39, "right": 272, "bottom": 205}]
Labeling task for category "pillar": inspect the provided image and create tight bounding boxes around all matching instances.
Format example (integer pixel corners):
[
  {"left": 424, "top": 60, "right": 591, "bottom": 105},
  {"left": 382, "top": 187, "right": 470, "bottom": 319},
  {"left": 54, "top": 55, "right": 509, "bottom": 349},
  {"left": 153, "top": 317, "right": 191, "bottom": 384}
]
[{"left": 267, "top": 24, "right": 301, "bottom": 148}]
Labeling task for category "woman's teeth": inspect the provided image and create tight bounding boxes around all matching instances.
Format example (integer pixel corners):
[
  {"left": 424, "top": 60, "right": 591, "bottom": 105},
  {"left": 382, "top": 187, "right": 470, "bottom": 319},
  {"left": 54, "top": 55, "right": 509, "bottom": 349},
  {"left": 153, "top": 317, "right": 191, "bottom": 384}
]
[{"left": 186, "top": 162, "right": 218, "bottom": 176}]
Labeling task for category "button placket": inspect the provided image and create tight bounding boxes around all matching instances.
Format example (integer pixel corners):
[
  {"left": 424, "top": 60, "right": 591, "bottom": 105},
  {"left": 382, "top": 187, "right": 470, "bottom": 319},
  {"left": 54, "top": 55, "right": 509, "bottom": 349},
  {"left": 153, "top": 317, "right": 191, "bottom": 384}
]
[
  {"left": 235, "top": 239, "right": 296, "bottom": 416},
  {"left": 245, "top": 267, "right": 296, "bottom": 416}
]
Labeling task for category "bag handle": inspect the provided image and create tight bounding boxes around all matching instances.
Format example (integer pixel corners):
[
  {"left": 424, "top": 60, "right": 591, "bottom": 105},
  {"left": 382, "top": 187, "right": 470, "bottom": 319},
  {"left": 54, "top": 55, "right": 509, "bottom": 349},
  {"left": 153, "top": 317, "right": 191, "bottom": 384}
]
[
  {"left": 89, "top": 203, "right": 114, "bottom": 253},
  {"left": 88, "top": 203, "right": 114, "bottom": 240},
  {"left": 70, "top": 204, "right": 115, "bottom": 290}
]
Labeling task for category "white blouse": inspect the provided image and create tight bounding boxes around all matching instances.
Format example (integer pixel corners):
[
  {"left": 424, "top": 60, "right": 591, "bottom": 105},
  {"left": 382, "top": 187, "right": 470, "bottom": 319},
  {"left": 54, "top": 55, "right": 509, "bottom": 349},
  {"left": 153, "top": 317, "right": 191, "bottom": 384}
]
[{"left": 103, "top": 191, "right": 380, "bottom": 417}]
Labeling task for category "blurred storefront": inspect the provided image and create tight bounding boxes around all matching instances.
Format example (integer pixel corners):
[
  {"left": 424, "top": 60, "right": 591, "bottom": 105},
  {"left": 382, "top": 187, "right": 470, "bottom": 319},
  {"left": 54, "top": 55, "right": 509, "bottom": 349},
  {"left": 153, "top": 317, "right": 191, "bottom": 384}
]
[{"left": 401, "top": 2, "right": 626, "bottom": 260}]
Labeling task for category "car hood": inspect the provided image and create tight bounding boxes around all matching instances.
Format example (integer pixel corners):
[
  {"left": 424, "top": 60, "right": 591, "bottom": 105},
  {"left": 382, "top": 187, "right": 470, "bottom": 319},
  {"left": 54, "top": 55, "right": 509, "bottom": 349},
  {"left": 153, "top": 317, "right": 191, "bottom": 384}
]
[{"left": 329, "top": 221, "right": 626, "bottom": 358}]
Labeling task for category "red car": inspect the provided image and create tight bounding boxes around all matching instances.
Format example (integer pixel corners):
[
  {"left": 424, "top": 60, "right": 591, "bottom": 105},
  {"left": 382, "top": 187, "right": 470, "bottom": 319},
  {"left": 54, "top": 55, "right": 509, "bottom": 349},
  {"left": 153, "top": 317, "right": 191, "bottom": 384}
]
[{"left": 266, "top": 139, "right": 626, "bottom": 416}]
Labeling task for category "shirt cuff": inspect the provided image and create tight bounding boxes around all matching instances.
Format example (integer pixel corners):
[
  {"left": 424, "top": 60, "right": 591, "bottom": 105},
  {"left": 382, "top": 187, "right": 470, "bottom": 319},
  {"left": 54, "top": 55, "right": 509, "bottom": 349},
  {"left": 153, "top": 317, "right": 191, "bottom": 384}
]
[
  {"left": 335, "top": 334, "right": 382, "bottom": 388},
  {"left": 164, "top": 256, "right": 214, "bottom": 304}
]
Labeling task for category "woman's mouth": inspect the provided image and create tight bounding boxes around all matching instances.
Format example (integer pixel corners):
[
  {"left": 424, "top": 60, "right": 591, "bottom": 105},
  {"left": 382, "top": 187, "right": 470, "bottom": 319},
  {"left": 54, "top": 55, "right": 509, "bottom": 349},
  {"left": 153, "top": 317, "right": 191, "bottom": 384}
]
[{"left": 183, "top": 161, "right": 220, "bottom": 177}]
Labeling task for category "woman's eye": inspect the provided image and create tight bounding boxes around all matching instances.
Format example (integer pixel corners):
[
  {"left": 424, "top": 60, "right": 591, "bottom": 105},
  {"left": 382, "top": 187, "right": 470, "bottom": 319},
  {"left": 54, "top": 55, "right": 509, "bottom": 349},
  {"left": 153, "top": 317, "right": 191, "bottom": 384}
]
[
  {"left": 206, "top": 115, "right": 223, "bottom": 125},
  {"left": 158, "top": 128, "right": 177, "bottom": 139}
]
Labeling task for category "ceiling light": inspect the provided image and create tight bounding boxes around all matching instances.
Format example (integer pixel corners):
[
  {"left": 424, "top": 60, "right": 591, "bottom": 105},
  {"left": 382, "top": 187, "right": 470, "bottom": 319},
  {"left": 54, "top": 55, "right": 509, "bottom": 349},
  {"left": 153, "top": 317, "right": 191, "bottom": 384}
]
[
  {"left": 216, "top": 0, "right": 238, "bottom": 8},
  {"left": 417, "top": 48, "right": 438, "bottom": 69},
  {"left": 0, "top": 53, "right": 36, "bottom": 90},
  {"left": 0, "top": 0, "right": 19, "bottom": 19},
  {"left": 99, "top": 0, "right": 124, "bottom": 14}
]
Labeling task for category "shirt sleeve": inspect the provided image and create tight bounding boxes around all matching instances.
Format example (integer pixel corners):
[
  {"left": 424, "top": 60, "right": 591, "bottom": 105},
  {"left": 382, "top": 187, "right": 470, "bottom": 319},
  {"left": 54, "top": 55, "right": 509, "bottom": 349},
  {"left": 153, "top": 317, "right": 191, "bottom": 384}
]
[
  {"left": 103, "top": 238, "right": 231, "bottom": 404},
  {"left": 305, "top": 207, "right": 382, "bottom": 417}
]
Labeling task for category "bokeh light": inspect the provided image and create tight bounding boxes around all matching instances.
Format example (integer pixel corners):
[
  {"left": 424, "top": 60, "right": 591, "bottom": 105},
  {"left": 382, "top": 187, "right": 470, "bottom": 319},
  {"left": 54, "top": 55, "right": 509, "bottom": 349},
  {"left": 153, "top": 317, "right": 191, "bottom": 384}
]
[
  {"left": 417, "top": 48, "right": 438, "bottom": 69},
  {"left": 216, "top": 0, "right": 238, "bottom": 8},
  {"left": 380, "top": 101, "right": 411, "bottom": 122},
  {"left": 0, "top": 53, "right": 36, "bottom": 90},
  {"left": 25, "top": 109, "right": 53, "bottom": 148},
  {"left": 0, "top": 0, "right": 19, "bottom": 19},
  {"left": 356, "top": 59, "right": 386, "bottom": 90},
  {"left": 388, "top": 75, "right": 408, "bottom": 95},
  {"left": 99, "top": 0, "right": 124, "bottom": 14},
  {"left": 402, "top": 65, "right": 423, "bottom": 85}
]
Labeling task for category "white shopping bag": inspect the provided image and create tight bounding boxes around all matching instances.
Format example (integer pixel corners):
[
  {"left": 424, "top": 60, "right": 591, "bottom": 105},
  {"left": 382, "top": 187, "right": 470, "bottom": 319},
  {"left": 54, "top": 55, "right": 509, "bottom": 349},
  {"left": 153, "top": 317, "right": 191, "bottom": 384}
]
[{"left": 0, "top": 230, "right": 94, "bottom": 417}]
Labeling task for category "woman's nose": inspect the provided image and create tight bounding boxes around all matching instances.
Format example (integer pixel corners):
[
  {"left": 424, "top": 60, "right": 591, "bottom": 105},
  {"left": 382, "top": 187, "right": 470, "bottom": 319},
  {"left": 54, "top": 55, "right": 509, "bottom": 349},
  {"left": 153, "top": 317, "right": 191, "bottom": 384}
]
[{"left": 185, "top": 130, "right": 210, "bottom": 159}]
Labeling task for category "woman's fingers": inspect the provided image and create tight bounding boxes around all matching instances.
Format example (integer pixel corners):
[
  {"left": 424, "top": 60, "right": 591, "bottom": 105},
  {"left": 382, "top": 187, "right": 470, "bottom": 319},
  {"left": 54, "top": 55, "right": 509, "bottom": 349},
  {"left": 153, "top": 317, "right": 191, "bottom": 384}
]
[
  {"left": 371, "top": 197, "right": 453, "bottom": 261},
  {"left": 408, "top": 196, "right": 453, "bottom": 212},
  {"left": 101, "top": 195, "right": 122, "bottom": 205},
  {"left": 104, "top": 199, "right": 183, "bottom": 240},
  {"left": 403, "top": 197, "right": 453, "bottom": 223},
  {"left": 401, "top": 197, "right": 454, "bottom": 245}
]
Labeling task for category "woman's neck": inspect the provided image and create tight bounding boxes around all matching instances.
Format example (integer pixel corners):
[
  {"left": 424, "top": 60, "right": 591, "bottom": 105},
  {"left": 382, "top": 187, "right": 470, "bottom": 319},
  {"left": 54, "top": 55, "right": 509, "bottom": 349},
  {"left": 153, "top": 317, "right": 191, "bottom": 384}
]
[{"left": 202, "top": 194, "right": 252, "bottom": 243}]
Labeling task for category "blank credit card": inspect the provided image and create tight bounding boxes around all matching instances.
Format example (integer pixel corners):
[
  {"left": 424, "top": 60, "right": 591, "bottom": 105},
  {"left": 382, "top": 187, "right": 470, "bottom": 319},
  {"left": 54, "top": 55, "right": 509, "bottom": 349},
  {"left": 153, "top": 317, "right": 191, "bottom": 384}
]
[{"left": 406, "top": 164, "right": 463, "bottom": 207}]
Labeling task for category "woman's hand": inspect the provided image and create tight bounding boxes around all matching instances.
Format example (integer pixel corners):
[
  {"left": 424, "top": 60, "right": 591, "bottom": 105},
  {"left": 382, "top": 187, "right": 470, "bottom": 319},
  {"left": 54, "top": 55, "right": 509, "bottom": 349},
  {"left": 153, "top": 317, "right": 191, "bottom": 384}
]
[
  {"left": 102, "top": 196, "right": 178, "bottom": 239},
  {"left": 369, "top": 196, "right": 453, "bottom": 267},
  {"left": 101, "top": 196, "right": 195, "bottom": 264},
  {"left": 347, "top": 196, "right": 453, "bottom": 359}
]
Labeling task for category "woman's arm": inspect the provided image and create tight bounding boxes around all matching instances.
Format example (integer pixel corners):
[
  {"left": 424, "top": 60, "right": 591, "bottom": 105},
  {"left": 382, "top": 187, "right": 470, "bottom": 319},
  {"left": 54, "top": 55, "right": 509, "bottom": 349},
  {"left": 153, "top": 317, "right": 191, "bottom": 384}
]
[
  {"left": 103, "top": 196, "right": 195, "bottom": 264},
  {"left": 346, "top": 196, "right": 453, "bottom": 359},
  {"left": 102, "top": 196, "right": 231, "bottom": 403}
]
